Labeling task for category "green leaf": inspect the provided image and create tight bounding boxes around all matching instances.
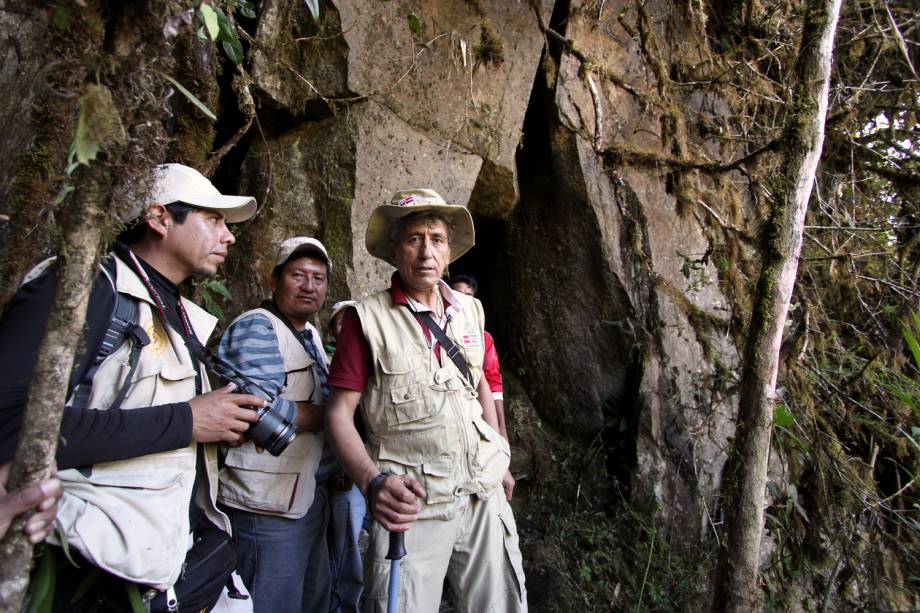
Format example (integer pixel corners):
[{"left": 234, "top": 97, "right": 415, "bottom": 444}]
[
  {"left": 55, "top": 520, "right": 80, "bottom": 569},
  {"left": 222, "top": 38, "right": 244, "bottom": 65},
  {"left": 52, "top": 5, "right": 72, "bottom": 31},
  {"left": 202, "top": 294, "right": 225, "bottom": 320},
  {"left": 74, "top": 101, "right": 99, "bottom": 166},
  {"left": 766, "top": 480, "right": 782, "bottom": 500},
  {"left": 304, "top": 0, "right": 320, "bottom": 21},
  {"left": 212, "top": 6, "right": 245, "bottom": 64},
  {"left": 240, "top": 5, "right": 257, "bottom": 19},
  {"left": 160, "top": 74, "right": 217, "bottom": 121},
  {"left": 407, "top": 11, "right": 421, "bottom": 34},
  {"left": 125, "top": 584, "right": 146, "bottom": 613},
  {"left": 199, "top": 4, "right": 219, "bottom": 40},
  {"left": 214, "top": 6, "right": 235, "bottom": 41},
  {"left": 793, "top": 500, "right": 811, "bottom": 523},
  {"left": 773, "top": 402, "right": 795, "bottom": 428},
  {"left": 207, "top": 280, "right": 232, "bottom": 299},
  {"left": 53, "top": 184, "right": 75, "bottom": 206},
  {"left": 70, "top": 568, "right": 101, "bottom": 604},
  {"left": 26, "top": 545, "right": 55, "bottom": 613},
  {"left": 903, "top": 313, "right": 920, "bottom": 371}
]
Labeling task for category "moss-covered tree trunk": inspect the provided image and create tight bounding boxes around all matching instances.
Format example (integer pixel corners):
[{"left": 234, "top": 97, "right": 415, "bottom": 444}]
[
  {"left": 0, "top": 163, "right": 112, "bottom": 609},
  {"left": 0, "top": 0, "right": 221, "bottom": 606},
  {"left": 713, "top": 0, "right": 843, "bottom": 610}
]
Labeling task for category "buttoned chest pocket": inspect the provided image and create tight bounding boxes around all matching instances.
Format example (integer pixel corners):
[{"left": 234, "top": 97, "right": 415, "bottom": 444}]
[
  {"left": 133, "top": 353, "right": 197, "bottom": 407},
  {"left": 463, "top": 346, "right": 485, "bottom": 373},
  {"left": 378, "top": 353, "right": 429, "bottom": 425}
]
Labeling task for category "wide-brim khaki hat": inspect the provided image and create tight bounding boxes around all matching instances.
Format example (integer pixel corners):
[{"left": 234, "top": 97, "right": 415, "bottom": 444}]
[{"left": 365, "top": 189, "right": 475, "bottom": 266}]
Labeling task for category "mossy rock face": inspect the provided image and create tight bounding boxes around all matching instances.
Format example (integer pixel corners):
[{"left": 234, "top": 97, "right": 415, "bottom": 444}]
[
  {"left": 249, "top": 0, "right": 552, "bottom": 219},
  {"left": 226, "top": 99, "right": 482, "bottom": 332},
  {"left": 250, "top": 0, "right": 350, "bottom": 112}
]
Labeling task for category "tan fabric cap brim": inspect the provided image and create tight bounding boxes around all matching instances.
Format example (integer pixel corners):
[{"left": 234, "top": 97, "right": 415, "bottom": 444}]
[{"left": 179, "top": 194, "right": 258, "bottom": 224}]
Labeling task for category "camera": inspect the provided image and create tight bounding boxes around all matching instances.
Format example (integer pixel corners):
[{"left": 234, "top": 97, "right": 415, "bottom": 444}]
[
  {"left": 188, "top": 339, "right": 296, "bottom": 456},
  {"left": 245, "top": 403, "right": 296, "bottom": 456}
]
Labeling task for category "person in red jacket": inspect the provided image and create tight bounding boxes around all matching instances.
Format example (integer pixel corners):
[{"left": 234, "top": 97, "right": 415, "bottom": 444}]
[{"left": 450, "top": 274, "right": 508, "bottom": 440}]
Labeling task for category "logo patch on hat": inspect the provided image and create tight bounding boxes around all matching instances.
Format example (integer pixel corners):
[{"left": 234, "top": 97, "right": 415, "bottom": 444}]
[{"left": 397, "top": 195, "right": 417, "bottom": 207}]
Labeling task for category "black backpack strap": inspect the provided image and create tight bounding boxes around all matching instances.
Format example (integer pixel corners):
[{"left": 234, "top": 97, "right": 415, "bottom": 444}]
[
  {"left": 415, "top": 312, "right": 475, "bottom": 389},
  {"left": 69, "top": 258, "right": 150, "bottom": 412}
]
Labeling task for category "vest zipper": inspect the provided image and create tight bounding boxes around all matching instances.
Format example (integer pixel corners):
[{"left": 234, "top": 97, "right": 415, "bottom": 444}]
[
  {"left": 445, "top": 319, "right": 475, "bottom": 484},
  {"left": 448, "top": 380, "right": 474, "bottom": 484}
]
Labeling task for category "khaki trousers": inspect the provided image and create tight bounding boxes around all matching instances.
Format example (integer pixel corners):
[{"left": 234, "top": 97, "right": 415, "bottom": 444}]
[{"left": 364, "top": 490, "right": 527, "bottom": 613}]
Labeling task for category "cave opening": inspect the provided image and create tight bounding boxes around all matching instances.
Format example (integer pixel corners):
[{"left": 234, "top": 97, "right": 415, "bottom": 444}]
[{"left": 449, "top": 216, "right": 513, "bottom": 363}]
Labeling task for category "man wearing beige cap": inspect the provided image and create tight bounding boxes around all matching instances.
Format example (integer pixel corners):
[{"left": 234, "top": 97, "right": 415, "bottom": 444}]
[
  {"left": 217, "top": 236, "right": 335, "bottom": 613},
  {"left": 0, "top": 163, "right": 263, "bottom": 610},
  {"left": 325, "top": 189, "right": 527, "bottom": 612}
]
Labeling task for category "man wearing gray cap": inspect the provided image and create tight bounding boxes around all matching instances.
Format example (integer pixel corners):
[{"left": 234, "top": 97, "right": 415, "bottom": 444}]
[
  {"left": 217, "top": 236, "right": 335, "bottom": 613},
  {"left": 0, "top": 163, "right": 263, "bottom": 610}
]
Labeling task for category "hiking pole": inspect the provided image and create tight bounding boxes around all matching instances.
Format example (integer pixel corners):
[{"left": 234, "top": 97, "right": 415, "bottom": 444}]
[{"left": 386, "top": 531, "right": 407, "bottom": 613}]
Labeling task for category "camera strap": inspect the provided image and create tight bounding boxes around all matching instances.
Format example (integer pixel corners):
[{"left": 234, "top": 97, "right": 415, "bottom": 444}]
[
  {"left": 260, "top": 300, "right": 330, "bottom": 400},
  {"left": 416, "top": 312, "right": 475, "bottom": 390},
  {"left": 123, "top": 250, "right": 212, "bottom": 396},
  {"left": 125, "top": 250, "right": 198, "bottom": 344}
]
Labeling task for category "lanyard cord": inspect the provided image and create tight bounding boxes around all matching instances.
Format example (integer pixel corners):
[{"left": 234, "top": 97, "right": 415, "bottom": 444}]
[
  {"left": 124, "top": 250, "right": 277, "bottom": 401},
  {"left": 125, "top": 251, "right": 197, "bottom": 342}
]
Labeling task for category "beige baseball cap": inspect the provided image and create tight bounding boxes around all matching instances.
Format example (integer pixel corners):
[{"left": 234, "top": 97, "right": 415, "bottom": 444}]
[
  {"left": 275, "top": 236, "right": 332, "bottom": 270},
  {"left": 329, "top": 300, "right": 357, "bottom": 322},
  {"left": 126, "top": 163, "right": 258, "bottom": 224},
  {"left": 365, "top": 188, "right": 475, "bottom": 266}
]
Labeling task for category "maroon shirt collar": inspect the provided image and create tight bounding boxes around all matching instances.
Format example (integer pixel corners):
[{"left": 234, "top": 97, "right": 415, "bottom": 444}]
[{"left": 387, "top": 272, "right": 459, "bottom": 313}]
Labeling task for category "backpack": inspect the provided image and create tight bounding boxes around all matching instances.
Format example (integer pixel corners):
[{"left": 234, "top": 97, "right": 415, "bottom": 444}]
[{"left": 67, "top": 256, "right": 150, "bottom": 412}]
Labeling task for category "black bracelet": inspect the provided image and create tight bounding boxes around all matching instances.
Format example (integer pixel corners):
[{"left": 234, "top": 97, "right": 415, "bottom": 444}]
[{"left": 366, "top": 471, "right": 395, "bottom": 516}]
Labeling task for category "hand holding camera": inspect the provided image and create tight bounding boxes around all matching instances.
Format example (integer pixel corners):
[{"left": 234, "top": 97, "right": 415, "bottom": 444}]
[
  {"left": 188, "top": 383, "right": 263, "bottom": 446},
  {"left": 187, "top": 339, "right": 297, "bottom": 455}
]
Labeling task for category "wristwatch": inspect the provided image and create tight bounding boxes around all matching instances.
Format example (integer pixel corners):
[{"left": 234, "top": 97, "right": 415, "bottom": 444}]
[{"left": 366, "top": 471, "right": 396, "bottom": 516}]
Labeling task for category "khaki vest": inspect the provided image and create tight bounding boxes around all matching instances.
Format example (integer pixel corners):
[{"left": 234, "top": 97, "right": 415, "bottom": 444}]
[
  {"left": 218, "top": 309, "right": 326, "bottom": 519},
  {"left": 49, "top": 255, "right": 228, "bottom": 590},
  {"left": 356, "top": 289, "right": 510, "bottom": 521}
]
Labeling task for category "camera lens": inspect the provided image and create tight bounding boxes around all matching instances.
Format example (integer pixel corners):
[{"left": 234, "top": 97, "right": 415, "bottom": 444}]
[{"left": 247, "top": 406, "right": 296, "bottom": 456}]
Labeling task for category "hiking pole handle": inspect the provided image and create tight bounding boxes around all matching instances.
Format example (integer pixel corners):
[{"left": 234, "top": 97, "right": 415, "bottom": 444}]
[
  {"left": 386, "top": 531, "right": 406, "bottom": 561},
  {"left": 386, "top": 531, "right": 406, "bottom": 613}
]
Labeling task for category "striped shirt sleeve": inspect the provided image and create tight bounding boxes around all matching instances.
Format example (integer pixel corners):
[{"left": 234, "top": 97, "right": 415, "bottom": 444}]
[{"left": 217, "top": 313, "right": 297, "bottom": 423}]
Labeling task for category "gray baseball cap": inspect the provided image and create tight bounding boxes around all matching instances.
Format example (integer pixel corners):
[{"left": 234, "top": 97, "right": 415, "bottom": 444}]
[{"left": 275, "top": 236, "right": 332, "bottom": 271}]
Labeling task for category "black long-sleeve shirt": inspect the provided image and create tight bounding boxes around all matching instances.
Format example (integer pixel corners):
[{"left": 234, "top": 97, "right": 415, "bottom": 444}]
[{"left": 0, "top": 252, "right": 193, "bottom": 469}]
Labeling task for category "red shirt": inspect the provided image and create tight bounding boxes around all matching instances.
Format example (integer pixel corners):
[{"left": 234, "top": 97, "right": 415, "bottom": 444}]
[
  {"left": 483, "top": 331, "right": 502, "bottom": 394},
  {"left": 328, "top": 273, "right": 457, "bottom": 392}
]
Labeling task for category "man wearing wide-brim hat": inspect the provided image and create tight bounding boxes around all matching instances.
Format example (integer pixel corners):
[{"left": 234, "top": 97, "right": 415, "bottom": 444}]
[{"left": 325, "top": 189, "right": 527, "bottom": 612}]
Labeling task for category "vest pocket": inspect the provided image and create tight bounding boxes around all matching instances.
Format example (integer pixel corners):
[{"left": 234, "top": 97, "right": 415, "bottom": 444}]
[
  {"left": 498, "top": 500, "right": 527, "bottom": 604},
  {"left": 220, "top": 437, "right": 322, "bottom": 515},
  {"left": 219, "top": 455, "right": 300, "bottom": 514},
  {"left": 421, "top": 456, "right": 455, "bottom": 504},
  {"left": 376, "top": 429, "right": 455, "bottom": 506},
  {"left": 379, "top": 353, "right": 430, "bottom": 425},
  {"left": 387, "top": 382, "right": 429, "bottom": 424},
  {"left": 471, "top": 417, "right": 511, "bottom": 491},
  {"left": 112, "top": 353, "right": 196, "bottom": 411},
  {"left": 55, "top": 466, "right": 191, "bottom": 588}
]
